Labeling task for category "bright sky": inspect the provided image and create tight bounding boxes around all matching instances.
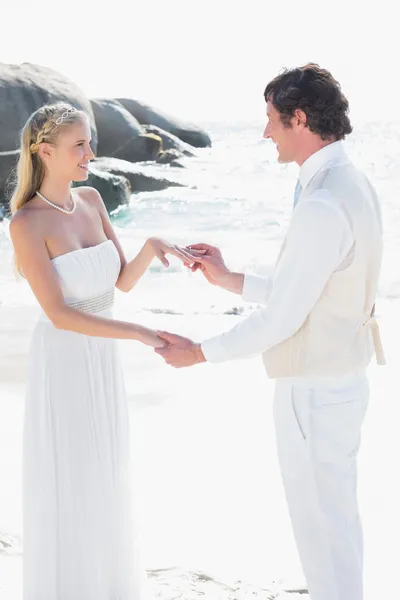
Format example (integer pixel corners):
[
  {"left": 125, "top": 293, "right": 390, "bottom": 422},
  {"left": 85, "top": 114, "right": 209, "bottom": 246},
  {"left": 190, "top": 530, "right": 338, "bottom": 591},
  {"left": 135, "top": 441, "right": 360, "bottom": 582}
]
[{"left": 1, "top": 0, "right": 396, "bottom": 123}]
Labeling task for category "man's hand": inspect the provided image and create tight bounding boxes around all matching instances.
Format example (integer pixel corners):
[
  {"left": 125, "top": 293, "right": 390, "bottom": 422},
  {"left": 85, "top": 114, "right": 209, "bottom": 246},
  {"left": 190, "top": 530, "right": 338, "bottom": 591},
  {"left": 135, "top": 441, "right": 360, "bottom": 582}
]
[
  {"left": 154, "top": 331, "right": 206, "bottom": 368},
  {"left": 186, "top": 243, "right": 244, "bottom": 295},
  {"left": 186, "top": 243, "right": 230, "bottom": 285}
]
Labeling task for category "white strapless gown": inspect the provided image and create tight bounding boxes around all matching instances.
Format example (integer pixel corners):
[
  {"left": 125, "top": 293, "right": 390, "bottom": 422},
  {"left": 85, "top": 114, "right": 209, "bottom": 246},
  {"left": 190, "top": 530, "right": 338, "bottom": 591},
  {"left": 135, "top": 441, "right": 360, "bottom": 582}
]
[{"left": 23, "top": 240, "right": 143, "bottom": 600}]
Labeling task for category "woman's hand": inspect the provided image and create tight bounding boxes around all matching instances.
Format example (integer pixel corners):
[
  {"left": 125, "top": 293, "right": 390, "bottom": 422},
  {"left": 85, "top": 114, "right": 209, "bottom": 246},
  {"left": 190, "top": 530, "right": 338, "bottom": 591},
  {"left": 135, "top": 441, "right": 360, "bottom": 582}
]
[
  {"left": 147, "top": 237, "right": 202, "bottom": 268},
  {"left": 134, "top": 325, "right": 167, "bottom": 348},
  {"left": 146, "top": 334, "right": 167, "bottom": 349}
]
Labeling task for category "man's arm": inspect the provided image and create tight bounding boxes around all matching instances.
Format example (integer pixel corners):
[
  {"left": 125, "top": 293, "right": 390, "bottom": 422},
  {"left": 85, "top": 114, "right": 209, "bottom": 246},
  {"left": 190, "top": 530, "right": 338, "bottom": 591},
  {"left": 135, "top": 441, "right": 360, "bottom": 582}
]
[
  {"left": 241, "top": 269, "right": 275, "bottom": 305},
  {"left": 187, "top": 244, "right": 273, "bottom": 304},
  {"left": 201, "top": 196, "right": 354, "bottom": 363},
  {"left": 213, "top": 270, "right": 274, "bottom": 304}
]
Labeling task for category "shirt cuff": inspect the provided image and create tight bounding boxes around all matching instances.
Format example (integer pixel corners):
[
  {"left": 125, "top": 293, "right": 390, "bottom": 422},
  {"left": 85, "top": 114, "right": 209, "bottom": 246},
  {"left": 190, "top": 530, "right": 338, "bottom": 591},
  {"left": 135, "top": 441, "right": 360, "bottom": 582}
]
[
  {"left": 201, "top": 334, "right": 230, "bottom": 363},
  {"left": 242, "top": 272, "right": 272, "bottom": 304}
]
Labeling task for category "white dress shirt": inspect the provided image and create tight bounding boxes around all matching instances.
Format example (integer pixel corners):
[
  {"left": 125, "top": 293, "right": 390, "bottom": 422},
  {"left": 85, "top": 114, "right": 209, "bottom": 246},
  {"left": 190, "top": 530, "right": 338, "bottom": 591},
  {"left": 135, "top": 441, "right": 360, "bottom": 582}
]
[{"left": 201, "top": 141, "right": 355, "bottom": 363}]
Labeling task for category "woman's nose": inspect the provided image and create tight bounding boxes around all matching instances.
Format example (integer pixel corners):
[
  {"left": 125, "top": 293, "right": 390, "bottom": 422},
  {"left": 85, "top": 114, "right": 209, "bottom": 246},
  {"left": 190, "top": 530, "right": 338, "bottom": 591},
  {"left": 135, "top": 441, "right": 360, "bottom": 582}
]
[{"left": 87, "top": 144, "right": 95, "bottom": 159}]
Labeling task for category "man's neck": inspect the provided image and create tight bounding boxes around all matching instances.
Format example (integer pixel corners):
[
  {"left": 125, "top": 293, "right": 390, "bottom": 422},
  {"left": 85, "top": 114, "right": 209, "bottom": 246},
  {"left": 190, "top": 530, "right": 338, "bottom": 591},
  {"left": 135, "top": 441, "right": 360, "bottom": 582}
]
[{"left": 296, "top": 138, "right": 337, "bottom": 167}]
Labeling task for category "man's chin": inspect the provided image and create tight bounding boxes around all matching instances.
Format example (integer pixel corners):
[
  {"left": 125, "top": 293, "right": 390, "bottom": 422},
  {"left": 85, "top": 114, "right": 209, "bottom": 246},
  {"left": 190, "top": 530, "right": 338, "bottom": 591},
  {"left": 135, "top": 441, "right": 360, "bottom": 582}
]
[
  {"left": 277, "top": 153, "right": 290, "bottom": 164},
  {"left": 278, "top": 150, "right": 288, "bottom": 164}
]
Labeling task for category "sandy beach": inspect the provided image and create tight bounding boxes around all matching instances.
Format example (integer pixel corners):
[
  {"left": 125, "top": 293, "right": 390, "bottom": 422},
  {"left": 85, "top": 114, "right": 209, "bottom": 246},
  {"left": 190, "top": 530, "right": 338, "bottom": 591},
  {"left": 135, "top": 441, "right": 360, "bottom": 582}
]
[{"left": 0, "top": 284, "right": 399, "bottom": 599}]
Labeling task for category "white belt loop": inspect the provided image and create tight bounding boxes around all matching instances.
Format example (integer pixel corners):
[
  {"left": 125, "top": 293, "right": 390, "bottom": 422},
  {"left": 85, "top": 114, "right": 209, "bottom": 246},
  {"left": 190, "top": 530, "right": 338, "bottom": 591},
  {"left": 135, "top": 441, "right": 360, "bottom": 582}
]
[{"left": 363, "top": 304, "right": 386, "bottom": 366}]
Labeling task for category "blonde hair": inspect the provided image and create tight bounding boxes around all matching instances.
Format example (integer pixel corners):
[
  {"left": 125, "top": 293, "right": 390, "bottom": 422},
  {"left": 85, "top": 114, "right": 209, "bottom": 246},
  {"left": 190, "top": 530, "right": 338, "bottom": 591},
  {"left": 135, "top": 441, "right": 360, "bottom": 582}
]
[
  {"left": 9, "top": 102, "right": 85, "bottom": 216},
  {"left": 10, "top": 103, "right": 86, "bottom": 274}
]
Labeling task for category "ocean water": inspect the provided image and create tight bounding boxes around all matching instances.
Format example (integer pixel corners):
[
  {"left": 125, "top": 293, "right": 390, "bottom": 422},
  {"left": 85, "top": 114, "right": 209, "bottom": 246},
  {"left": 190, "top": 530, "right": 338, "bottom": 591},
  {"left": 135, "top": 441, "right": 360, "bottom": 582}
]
[{"left": 0, "top": 119, "right": 399, "bottom": 599}]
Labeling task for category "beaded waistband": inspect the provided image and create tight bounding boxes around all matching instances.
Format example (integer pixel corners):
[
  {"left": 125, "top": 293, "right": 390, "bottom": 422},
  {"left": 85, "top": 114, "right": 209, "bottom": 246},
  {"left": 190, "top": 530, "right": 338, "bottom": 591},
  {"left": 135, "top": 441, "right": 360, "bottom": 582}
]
[{"left": 67, "top": 288, "right": 115, "bottom": 313}]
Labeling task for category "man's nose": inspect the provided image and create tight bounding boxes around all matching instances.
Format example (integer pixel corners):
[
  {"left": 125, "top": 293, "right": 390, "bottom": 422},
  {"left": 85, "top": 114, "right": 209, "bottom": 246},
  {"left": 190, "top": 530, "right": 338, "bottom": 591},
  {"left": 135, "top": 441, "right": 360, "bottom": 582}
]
[{"left": 263, "top": 124, "right": 271, "bottom": 139}]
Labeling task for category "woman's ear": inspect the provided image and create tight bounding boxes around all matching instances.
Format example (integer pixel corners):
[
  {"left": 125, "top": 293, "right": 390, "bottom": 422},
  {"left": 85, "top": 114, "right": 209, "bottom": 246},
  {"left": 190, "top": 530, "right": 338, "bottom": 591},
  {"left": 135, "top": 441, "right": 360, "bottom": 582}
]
[{"left": 38, "top": 142, "right": 53, "bottom": 161}]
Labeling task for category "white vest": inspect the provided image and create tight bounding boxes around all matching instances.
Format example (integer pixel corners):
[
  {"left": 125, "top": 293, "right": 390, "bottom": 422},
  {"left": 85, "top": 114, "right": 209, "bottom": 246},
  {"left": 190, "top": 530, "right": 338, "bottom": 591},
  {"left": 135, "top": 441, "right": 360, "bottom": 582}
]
[{"left": 263, "top": 162, "right": 384, "bottom": 378}]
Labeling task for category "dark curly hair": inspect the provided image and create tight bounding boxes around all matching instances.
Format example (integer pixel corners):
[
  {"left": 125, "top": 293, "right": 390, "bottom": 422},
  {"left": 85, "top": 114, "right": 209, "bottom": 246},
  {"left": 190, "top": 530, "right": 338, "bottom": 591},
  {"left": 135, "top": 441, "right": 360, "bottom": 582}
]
[{"left": 264, "top": 63, "right": 352, "bottom": 141}]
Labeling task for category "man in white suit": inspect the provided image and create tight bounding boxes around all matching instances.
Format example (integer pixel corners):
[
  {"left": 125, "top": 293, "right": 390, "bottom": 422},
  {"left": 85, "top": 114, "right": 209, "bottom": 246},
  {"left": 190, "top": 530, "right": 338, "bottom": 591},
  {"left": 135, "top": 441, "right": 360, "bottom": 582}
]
[{"left": 155, "top": 63, "right": 385, "bottom": 600}]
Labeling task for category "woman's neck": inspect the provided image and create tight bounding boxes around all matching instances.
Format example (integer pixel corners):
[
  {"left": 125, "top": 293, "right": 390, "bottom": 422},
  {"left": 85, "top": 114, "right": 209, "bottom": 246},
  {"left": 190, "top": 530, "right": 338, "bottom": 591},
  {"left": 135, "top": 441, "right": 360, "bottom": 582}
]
[{"left": 38, "top": 177, "right": 73, "bottom": 209}]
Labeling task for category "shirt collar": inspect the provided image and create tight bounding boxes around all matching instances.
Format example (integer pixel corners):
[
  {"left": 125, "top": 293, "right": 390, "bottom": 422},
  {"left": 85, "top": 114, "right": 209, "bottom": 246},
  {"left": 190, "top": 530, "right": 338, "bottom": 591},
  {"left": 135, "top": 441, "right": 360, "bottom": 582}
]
[{"left": 298, "top": 140, "right": 347, "bottom": 190}]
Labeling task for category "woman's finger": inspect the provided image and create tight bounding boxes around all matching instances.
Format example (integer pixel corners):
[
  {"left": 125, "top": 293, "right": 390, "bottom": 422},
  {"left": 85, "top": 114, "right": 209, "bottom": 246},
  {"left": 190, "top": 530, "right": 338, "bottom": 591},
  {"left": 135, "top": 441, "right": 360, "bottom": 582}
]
[
  {"left": 180, "top": 246, "right": 208, "bottom": 259},
  {"left": 172, "top": 247, "right": 203, "bottom": 264},
  {"left": 171, "top": 246, "right": 196, "bottom": 260},
  {"left": 185, "top": 248, "right": 208, "bottom": 256},
  {"left": 156, "top": 253, "right": 169, "bottom": 267},
  {"left": 185, "top": 243, "right": 215, "bottom": 251}
]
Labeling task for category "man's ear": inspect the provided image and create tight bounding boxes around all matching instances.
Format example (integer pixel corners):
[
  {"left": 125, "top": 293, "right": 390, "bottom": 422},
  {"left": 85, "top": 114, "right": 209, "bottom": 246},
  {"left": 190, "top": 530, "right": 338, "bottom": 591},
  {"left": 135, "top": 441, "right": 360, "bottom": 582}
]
[{"left": 294, "top": 109, "right": 307, "bottom": 128}]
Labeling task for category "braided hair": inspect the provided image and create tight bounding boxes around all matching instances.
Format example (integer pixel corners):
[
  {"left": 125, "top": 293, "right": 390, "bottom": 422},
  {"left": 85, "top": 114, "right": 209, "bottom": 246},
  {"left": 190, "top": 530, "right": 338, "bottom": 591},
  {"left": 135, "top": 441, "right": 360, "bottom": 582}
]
[{"left": 10, "top": 102, "right": 84, "bottom": 216}]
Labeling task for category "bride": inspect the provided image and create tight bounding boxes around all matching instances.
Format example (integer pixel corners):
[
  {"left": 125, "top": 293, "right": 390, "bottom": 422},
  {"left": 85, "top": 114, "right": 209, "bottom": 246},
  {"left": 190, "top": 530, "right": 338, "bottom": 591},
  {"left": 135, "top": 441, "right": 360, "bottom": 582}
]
[{"left": 9, "top": 102, "right": 199, "bottom": 600}]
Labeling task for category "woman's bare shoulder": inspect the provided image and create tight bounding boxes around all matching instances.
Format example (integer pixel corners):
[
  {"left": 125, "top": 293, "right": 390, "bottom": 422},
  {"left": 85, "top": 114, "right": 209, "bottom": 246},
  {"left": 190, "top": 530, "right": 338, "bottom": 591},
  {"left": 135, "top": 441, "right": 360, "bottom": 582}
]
[
  {"left": 74, "top": 186, "right": 102, "bottom": 203},
  {"left": 74, "top": 186, "right": 107, "bottom": 215},
  {"left": 10, "top": 200, "right": 47, "bottom": 240}
]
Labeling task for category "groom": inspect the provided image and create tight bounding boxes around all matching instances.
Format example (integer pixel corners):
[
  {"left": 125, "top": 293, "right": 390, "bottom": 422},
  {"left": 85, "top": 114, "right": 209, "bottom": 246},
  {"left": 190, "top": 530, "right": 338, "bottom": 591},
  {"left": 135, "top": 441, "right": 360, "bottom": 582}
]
[{"left": 155, "top": 64, "right": 384, "bottom": 600}]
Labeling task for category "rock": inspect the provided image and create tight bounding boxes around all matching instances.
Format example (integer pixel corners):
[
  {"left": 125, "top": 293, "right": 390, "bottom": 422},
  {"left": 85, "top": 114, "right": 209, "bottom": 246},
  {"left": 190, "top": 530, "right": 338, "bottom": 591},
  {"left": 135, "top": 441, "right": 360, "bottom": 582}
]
[
  {"left": 156, "top": 149, "right": 185, "bottom": 167},
  {"left": 90, "top": 98, "right": 161, "bottom": 162},
  {"left": 142, "top": 125, "right": 195, "bottom": 156},
  {"left": 116, "top": 98, "right": 211, "bottom": 148},
  {"left": 0, "top": 150, "right": 183, "bottom": 216},
  {"left": 73, "top": 167, "right": 131, "bottom": 212},
  {"left": 0, "top": 150, "right": 20, "bottom": 214},
  {"left": 0, "top": 62, "right": 97, "bottom": 152},
  {"left": 92, "top": 157, "right": 184, "bottom": 193}
]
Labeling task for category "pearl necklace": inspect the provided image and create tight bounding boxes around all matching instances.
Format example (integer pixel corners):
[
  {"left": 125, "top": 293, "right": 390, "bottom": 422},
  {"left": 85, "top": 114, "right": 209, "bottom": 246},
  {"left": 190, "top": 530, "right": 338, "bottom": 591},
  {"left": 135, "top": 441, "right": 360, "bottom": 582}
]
[{"left": 36, "top": 191, "right": 76, "bottom": 215}]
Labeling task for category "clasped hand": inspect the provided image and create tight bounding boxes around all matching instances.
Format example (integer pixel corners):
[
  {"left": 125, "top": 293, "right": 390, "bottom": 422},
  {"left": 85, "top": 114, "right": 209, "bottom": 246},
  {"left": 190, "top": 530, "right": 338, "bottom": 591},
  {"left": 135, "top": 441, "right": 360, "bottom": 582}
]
[{"left": 153, "top": 243, "right": 230, "bottom": 368}]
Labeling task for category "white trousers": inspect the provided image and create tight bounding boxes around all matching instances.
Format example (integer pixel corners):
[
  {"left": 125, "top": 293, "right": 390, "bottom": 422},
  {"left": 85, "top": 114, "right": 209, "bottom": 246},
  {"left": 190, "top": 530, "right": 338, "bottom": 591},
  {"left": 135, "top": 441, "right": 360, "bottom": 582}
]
[{"left": 273, "top": 371, "right": 369, "bottom": 600}]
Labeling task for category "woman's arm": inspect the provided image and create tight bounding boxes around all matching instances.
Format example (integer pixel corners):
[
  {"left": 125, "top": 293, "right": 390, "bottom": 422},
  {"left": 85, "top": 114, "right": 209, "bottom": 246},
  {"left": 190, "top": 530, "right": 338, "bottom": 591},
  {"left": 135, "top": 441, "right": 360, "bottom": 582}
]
[
  {"left": 84, "top": 187, "right": 197, "bottom": 292},
  {"left": 116, "top": 236, "right": 196, "bottom": 293},
  {"left": 10, "top": 213, "right": 165, "bottom": 348}
]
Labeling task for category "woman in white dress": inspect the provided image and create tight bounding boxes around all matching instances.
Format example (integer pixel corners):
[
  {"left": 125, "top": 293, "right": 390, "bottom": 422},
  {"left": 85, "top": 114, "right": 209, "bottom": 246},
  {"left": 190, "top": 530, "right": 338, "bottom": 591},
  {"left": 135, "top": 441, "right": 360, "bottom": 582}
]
[{"left": 9, "top": 102, "right": 198, "bottom": 600}]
